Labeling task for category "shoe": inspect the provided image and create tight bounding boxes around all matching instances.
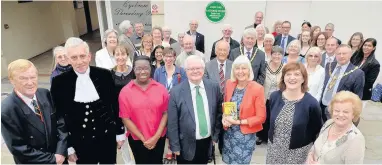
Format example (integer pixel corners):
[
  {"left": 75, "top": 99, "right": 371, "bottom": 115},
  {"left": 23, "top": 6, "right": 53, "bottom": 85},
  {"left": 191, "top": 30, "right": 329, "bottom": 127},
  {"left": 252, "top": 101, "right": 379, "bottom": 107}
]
[
  {"left": 166, "top": 153, "right": 173, "bottom": 160},
  {"left": 256, "top": 139, "right": 263, "bottom": 145},
  {"left": 208, "top": 158, "right": 213, "bottom": 163}
]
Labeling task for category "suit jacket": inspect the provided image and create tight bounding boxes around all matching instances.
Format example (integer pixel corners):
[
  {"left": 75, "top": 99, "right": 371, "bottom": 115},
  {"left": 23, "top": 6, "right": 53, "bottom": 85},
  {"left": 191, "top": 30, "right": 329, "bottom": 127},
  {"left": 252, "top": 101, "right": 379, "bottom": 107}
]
[
  {"left": 167, "top": 79, "right": 223, "bottom": 161},
  {"left": 1, "top": 88, "right": 67, "bottom": 164},
  {"left": 204, "top": 59, "right": 233, "bottom": 85},
  {"left": 224, "top": 80, "right": 266, "bottom": 134},
  {"left": 119, "top": 34, "right": 137, "bottom": 62},
  {"left": 50, "top": 67, "right": 125, "bottom": 151},
  {"left": 186, "top": 31, "right": 205, "bottom": 53},
  {"left": 170, "top": 42, "right": 182, "bottom": 56},
  {"left": 353, "top": 56, "right": 380, "bottom": 100},
  {"left": 321, "top": 62, "right": 365, "bottom": 100},
  {"left": 320, "top": 52, "right": 337, "bottom": 68},
  {"left": 274, "top": 34, "right": 296, "bottom": 48},
  {"left": 210, "top": 37, "right": 240, "bottom": 60},
  {"left": 245, "top": 23, "right": 259, "bottom": 29},
  {"left": 228, "top": 46, "right": 266, "bottom": 85}
]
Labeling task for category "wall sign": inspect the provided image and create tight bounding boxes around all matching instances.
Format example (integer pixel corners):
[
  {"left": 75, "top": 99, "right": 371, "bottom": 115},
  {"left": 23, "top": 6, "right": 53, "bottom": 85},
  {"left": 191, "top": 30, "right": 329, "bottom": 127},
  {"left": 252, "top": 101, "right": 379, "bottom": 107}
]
[
  {"left": 205, "top": 1, "right": 226, "bottom": 23},
  {"left": 110, "top": 0, "right": 152, "bottom": 33}
]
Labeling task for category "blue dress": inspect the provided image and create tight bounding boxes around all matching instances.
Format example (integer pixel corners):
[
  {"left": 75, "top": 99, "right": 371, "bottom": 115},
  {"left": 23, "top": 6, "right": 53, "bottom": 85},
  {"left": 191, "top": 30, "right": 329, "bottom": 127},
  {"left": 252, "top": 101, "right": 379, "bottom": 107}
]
[{"left": 222, "top": 88, "right": 256, "bottom": 164}]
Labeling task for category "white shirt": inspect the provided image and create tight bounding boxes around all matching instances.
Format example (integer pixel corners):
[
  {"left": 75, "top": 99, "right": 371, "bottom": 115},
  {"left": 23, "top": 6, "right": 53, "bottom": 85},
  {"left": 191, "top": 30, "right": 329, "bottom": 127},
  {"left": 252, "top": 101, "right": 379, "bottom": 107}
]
[
  {"left": 217, "top": 60, "right": 227, "bottom": 77},
  {"left": 95, "top": 48, "right": 116, "bottom": 70},
  {"left": 322, "top": 62, "right": 351, "bottom": 105},
  {"left": 307, "top": 65, "right": 325, "bottom": 101},
  {"left": 189, "top": 80, "right": 211, "bottom": 139},
  {"left": 244, "top": 47, "right": 254, "bottom": 57},
  {"left": 16, "top": 91, "right": 37, "bottom": 113},
  {"left": 325, "top": 53, "right": 336, "bottom": 66}
]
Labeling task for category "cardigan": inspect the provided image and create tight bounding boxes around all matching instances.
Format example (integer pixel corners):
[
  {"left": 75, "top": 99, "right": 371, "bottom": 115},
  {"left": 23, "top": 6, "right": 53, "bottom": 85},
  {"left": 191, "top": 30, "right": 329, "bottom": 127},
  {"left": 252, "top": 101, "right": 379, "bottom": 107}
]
[
  {"left": 224, "top": 80, "right": 266, "bottom": 134},
  {"left": 268, "top": 90, "right": 323, "bottom": 149}
]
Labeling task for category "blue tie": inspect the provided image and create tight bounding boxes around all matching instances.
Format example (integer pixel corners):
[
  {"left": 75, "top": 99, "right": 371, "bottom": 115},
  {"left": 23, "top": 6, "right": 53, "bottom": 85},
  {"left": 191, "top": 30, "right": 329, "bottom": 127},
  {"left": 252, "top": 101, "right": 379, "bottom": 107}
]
[
  {"left": 246, "top": 51, "right": 251, "bottom": 59},
  {"left": 280, "top": 37, "right": 286, "bottom": 53}
]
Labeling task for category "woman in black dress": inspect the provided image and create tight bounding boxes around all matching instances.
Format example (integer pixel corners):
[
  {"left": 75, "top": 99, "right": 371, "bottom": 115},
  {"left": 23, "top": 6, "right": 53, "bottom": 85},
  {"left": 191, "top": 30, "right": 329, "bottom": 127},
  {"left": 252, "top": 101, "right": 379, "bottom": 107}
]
[{"left": 112, "top": 45, "right": 134, "bottom": 93}]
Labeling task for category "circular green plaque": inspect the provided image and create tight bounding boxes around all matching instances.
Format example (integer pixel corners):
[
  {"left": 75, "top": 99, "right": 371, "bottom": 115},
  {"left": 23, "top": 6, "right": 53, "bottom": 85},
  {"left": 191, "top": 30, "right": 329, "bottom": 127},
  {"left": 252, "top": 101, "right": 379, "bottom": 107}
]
[{"left": 205, "top": 1, "right": 226, "bottom": 23}]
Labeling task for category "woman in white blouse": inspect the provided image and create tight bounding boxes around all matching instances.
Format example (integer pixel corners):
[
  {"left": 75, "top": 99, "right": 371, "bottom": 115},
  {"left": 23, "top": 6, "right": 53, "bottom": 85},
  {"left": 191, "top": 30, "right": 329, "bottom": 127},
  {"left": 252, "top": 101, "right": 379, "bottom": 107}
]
[
  {"left": 95, "top": 29, "right": 118, "bottom": 70},
  {"left": 305, "top": 47, "right": 325, "bottom": 101},
  {"left": 260, "top": 34, "right": 275, "bottom": 62},
  {"left": 255, "top": 24, "right": 266, "bottom": 48}
]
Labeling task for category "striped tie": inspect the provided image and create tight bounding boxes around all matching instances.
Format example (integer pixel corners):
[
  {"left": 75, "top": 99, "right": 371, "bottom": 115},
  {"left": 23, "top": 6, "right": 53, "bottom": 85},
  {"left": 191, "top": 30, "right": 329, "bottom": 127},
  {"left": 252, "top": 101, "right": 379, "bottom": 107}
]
[{"left": 219, "top": 63, "right": 225, "bottom": 91}]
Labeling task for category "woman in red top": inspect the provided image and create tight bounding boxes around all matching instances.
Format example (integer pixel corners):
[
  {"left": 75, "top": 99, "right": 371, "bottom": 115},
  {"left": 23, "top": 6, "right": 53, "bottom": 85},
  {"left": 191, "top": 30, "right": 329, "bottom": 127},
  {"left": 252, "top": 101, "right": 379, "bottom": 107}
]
[
  {"left": 272, "top": 20, "right": 283, "bottom": 37},
  {"left": 119, "top": 56, "right": 169, "bottom": 164}
]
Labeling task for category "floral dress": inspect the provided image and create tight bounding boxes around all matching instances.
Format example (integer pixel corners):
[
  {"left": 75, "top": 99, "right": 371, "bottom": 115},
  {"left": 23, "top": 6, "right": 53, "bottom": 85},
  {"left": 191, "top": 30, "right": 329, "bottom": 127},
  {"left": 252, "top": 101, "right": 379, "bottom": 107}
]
[
  {"left": 266, "top": 96, "right": 312, "bottom": 164},
  {"left": 222, "top": 88, "right": 256, "bottom": 164}
]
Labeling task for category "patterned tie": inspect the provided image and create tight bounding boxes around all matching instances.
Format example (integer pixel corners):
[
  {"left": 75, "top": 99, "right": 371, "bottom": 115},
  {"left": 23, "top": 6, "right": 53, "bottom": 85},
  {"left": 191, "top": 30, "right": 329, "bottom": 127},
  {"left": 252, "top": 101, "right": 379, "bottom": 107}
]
[
  {"left": 246, "top": 51, "right": 251, "bottom": 59},
  {"left": 280, "top": 36, "right": 286, "bottom": 53},
  {"left": 219, "top": 63, "right": 225, "bottom": 91},
  {"left": 31, "top": 100, "right": 43, "bottom": 122},
  {"left": 323, "top": 66, "right": 342, "bottom": 105},
  {"left": 195, "top": 86, "right": 208, "bottom": 137}
]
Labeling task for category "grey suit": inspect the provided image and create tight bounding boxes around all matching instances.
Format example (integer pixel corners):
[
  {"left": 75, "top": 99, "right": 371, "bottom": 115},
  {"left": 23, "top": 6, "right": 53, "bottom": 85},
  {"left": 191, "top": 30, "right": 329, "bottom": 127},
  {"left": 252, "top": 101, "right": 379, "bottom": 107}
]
[
  {"left": 229, "top": 46, "right": 266, "bottom": 85},
  {"left": 204, "top": 59, "right": 232, "bottom": 85},
  {"left": 118, "top": 34, "right": 137, "bottom": 62},
  {"left": 320, "top": 52, "right": 337, "bottom": 68},
  {"left": 1, "top": 88, "right": 67, "bottom": 164},
  {"left": 167, "top": 79, "right": 222, "bottom": 161}
]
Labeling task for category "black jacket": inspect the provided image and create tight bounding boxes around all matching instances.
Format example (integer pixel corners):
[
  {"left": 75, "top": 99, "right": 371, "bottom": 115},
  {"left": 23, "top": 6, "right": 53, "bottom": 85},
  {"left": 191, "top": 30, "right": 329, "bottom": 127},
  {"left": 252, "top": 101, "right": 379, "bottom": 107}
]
[
  {"left": 1, "top": 88, "right": 67, "bottom": 164},
  {"left": 210, "top": 37, "right": 240, "bottom": 60}
]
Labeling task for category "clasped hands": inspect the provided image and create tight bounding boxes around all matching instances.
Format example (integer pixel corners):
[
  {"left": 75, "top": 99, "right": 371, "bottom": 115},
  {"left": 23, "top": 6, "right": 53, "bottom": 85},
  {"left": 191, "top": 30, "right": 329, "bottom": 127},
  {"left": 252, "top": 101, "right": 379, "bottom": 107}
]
[
  {"left": 141, "top": 135, "right": 160, "bottom": 150},
  {"left": 222, "top": 115, "right": 240, "bottom": 128}
]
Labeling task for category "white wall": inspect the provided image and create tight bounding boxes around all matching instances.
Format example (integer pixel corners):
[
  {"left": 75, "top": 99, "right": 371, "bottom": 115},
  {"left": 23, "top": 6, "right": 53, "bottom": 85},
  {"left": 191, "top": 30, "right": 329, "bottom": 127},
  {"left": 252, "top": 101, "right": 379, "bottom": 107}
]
[
  {"left": 164, "top": 1, "right": 382, "bottom": 84},
  {"left": 89, "top": 1, "right": 99, "bottom": 31},
  {"left": 75, "top": 8, "right": 87, "bottom": 35}
]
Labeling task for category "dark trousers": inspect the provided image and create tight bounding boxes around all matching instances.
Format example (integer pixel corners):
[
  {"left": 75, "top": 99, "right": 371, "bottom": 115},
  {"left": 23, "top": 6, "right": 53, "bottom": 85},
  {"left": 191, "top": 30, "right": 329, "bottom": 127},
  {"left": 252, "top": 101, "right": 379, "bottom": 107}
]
[
  {"left": 257, "top": 100, "right": 271, "bottom": 141},
  {"left": 76, "top": 134, "right": 117, "bottom": 164},
  {"left": 320, "top": 102, "right": 328, "bottom": 122},
  {"left": 128, "top": 136, "right": 165, "bottom": 164},
  {"left": 177, "top": 137, "right": 211, "bottom": 164}
]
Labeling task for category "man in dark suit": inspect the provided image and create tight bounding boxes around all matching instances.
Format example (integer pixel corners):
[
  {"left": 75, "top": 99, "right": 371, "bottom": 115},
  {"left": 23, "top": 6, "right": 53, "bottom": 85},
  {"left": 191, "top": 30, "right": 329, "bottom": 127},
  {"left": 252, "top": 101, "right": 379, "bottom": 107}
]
[
  {"left": 325, "top": 23, "right": 342, "bottom": 45},
  {"left": 1, "top": 59, "right": 67, "bottom": 164},
  {"left": 51, "top": 37, "right": 125, "bottom": 164},
  {"left": 229, "top": 28, "right": 266, "bottom": 85},
  {"left": 245, "top": 11, "right": 264, "bottom": 29},
  {"left": 210, "top": 24, "right": 240, "bottom": 60},
  {"left": 321, "top": 37, "right": 339, "bottom": 68},
  {"left": 274, "top": 21, "right": 296, "bottom": 54},
  {"left": 167, "top": 55, "right": 222, "bottom": 164},
  {"left": 186, "top": 20, "right": 205, "bottom": 53},
  {"left": 320, "top": 44, "right": 365, "bottom": 121}
]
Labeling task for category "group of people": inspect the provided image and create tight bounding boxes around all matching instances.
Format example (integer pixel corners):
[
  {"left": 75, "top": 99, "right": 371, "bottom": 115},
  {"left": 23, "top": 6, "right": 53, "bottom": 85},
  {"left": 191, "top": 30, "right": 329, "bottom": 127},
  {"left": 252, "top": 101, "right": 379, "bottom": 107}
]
[{"left": 1, "top": 10, "right": 380, "bottom": 165}]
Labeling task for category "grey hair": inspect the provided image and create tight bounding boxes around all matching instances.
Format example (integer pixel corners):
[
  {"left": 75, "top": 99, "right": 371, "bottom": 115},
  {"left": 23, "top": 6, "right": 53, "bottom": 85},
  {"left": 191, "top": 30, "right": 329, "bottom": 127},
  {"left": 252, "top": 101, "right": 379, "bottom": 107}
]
[
  {"left": 183, "top": 34, "right": 195, "bottom": 44},
  {"left": 184, "top": 55, "right": 205, "bottom": 69},
  {"left": 325, "top": 23, "right": 335, "bottom": 30},
  {"left": 264, "top": 34, "right": 275, "bottom": 43},
  {"left": 215, "top": 40, "right": 230, "bottom": 51},
  {"left": 243, "top": 28, "right": 257, "bottom": 38},
  {"left": 286, "top": 40, "right": 302, "bottom": 53},
  {"left": 178, "top": 32, "right": 186, "bottom": 37},
  {"left": 103, "top": 29, "right": 118, "bottom": 46},
  {"left": 162, "top": 26, "right": 172, "bottom": 33},
  {"left": 230, "top": 55, "right": 254, "bottom": 81},
  {"left": 53, "top": 46, "right": 66, "bottom": 57},
  {"left": 222, "top": 24, "right": 232, "bottom": 31},
  {"left": 119, "top": 20, "right": 132, "bottom": 34},
  {"left": 255, "top": 24, "right": 266, "bottom": 32},
  {"left": 65, "top": 37, "right": 90, "bottom": 54}
]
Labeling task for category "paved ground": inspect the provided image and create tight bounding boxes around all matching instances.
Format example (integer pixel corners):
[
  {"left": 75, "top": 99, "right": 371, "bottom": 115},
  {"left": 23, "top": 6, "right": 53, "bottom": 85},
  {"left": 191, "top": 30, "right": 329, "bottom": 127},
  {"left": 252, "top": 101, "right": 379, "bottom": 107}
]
[{"left": 1, "top": 30, "right": 382, "bottom": 164}]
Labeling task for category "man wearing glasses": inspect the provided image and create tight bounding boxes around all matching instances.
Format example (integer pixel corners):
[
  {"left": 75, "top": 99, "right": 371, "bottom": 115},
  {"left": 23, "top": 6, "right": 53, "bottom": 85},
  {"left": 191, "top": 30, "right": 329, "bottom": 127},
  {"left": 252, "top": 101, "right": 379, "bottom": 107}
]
[
  {"left": 210, "top": 24, "right": 240, "bottom": 60},
  {"left": 1, "top": 59, "right": 67, "bottom": 164},
  {"left": 274, "top": 21, "right": 296, "bottom": 54}
]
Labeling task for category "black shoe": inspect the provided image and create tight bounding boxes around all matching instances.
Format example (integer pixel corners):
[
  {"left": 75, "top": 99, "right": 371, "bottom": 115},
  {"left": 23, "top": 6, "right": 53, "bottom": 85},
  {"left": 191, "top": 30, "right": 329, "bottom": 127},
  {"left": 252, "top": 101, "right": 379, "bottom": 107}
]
[
  {"left": 256, "top": 139, "right": 263, "bottom": 145},
  {"left": 208, "top": 158, "right": 213, "bottom": 163}
]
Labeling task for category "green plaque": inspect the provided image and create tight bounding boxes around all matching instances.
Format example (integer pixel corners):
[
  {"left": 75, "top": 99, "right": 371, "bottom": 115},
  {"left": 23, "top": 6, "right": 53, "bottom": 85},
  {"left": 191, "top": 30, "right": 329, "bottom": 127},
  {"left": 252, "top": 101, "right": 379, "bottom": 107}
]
[{"left": 205, "top": 1, "right": 226, "bottom": 23}]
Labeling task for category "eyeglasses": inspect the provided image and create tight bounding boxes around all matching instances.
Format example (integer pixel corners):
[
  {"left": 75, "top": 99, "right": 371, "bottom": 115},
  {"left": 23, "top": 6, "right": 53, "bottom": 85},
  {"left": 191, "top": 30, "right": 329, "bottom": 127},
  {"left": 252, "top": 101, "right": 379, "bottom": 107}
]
[{"left": 186, "top": 67, "right": 203, "bottom": 72}]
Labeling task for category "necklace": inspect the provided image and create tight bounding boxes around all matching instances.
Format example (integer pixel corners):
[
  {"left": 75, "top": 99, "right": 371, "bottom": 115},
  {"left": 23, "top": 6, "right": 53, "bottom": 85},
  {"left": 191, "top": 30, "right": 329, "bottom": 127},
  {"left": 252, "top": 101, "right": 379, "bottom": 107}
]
[
  {"left": 240, "top": 46, "right": 258, "bottom": 62},
  {"left": 327, "top": 63, "right": 358, "bottom": 91}
]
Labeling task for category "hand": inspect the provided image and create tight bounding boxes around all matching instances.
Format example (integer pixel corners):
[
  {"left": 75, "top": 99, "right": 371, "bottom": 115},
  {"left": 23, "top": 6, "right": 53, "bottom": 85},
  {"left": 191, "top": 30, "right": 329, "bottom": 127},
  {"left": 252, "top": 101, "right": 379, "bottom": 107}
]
[
  {"left": 224, "top": 116, "right": 239, "bottom": 125},
  {"left": 306, "top": 153, "right": 318, "bottom": 164},
  {"left": 117, "top": 140, "right": 125, "bottom": 149},
  {"left": 222, "top": 117, "right": 232, "bottom": 127},
  {"left": 54, "top": 154, "right": 65, "bottom": 165},
  {"left": 174, "top": 151, "right": 180, "bottom": 156},
  {"left": 143, "top": 136, "right": 159, "bottom": 150},
  {"left": 68, "top": 153, "right": 78, "bottom": 163}
]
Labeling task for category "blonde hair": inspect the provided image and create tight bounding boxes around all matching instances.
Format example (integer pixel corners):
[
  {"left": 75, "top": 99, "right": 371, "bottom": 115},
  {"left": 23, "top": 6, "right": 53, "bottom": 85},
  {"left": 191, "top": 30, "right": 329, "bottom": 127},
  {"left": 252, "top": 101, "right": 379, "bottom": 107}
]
[
  {"left": 329, "top": 91, "right": 362, "bottom": 122},
  {"left": 8, "top": 59, "right": 37, "bottom": 80},
  {"left": 51, "top": 46, "right": 66, "bottom": 71},
  {"left": 273, "top": 20, "right": 283, "bottom": 32},
  {"left": 287, "top": 40, "right": 302, "bottom": 54},
  {"left": 306, "top": 46, "right": 322, "bottom": 65},
  {"left": 230, "top": 55, "right": 254, "bottom": 81},
  {"left": 139, "top": 34, "right": 153, "bottom": 52}
]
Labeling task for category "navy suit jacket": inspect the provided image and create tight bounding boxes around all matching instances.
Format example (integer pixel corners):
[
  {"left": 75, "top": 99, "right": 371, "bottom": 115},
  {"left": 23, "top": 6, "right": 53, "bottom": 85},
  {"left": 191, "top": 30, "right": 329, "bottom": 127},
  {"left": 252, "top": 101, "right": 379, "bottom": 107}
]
[
  {"left": 187, "top": 31, "right": 205, "bottom": 53},
  {"left": 167, "top": 79, "right": 222, "bottom": 161},
  {"left": 321, "top": 62, "right": 365, "bottom": 100},
  {"left": 274, "top": 34, "right": 296, "bottom": 47}
]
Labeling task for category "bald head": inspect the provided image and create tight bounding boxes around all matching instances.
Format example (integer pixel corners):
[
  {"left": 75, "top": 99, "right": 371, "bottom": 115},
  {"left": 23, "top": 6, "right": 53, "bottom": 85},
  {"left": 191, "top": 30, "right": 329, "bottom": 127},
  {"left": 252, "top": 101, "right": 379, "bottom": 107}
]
[
  {"left": 255, "top": 11, "right": 264, "bottom": 24},
  {"left": 189, "top": 20, "right": 199, "bottom": 32},
  {"left": 215, "top": 40, "right": 230, "bottom": 62},
  {"left": 183, "top": 35, "right": 195, "bottom": 53}
]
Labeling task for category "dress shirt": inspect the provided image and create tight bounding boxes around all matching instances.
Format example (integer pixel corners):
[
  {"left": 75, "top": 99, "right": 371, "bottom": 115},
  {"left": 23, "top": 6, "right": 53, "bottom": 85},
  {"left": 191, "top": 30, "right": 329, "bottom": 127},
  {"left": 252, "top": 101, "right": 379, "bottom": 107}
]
[
  {"left": 244, "top": 47, "right": 254, "bottom": 57},
  {"left": 307, "top": 65, "right": 325, "bottom": 101},
  {"left": 189, "top": 80, "right": 211, "bottom": 139},
  {"left": 217, "top": 60, "right": 227, "bottom": 77},
  {"left": 16, "top": 91, "right": 37, "bottom": 113},
  {"left": 281, "top": 35, "right": 289, "bottom": 51},
  {"left": 325, "top": 54, "right": 336, "bottom": 66},
  {"left": 189, "top": 31, "right": 197, "bottom": 43},
  {"left": 322, "top": 62, "right": 350, "bottom": 105}
]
